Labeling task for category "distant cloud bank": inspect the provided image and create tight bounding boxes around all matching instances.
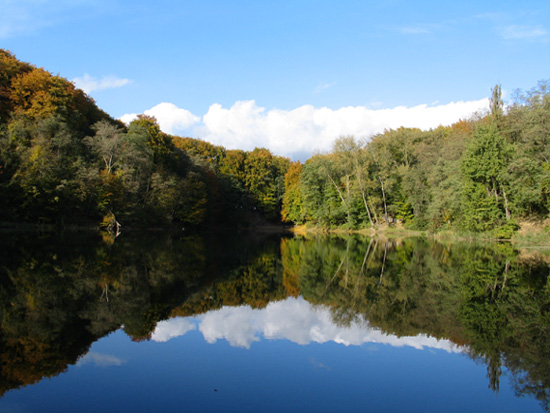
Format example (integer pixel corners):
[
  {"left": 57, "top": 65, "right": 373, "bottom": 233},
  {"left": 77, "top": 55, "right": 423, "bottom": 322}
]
[
  {"left": 120, "top": 98, "right": 488, "bottom": 161},
  {"left": 151, "top": 297, "right": 463, "bottom": 353},
  {"left": 120, "top": 102, "right": 200, "bottom": 132}
]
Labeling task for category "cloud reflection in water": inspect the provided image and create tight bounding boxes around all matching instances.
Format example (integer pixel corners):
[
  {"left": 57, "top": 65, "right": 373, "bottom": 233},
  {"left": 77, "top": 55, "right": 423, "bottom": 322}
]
[
  {"left": 77, "top": 352, "right": 125, "bottom": 367},
  {"left": 152, "top": 297, "right": 461, "bottom": 353}
]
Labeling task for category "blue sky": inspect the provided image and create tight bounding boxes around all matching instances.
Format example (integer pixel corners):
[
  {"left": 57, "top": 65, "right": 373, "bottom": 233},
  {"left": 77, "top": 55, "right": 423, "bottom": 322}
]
[{"left": 2, "top": 0, "right": 549, "bottom": 159}]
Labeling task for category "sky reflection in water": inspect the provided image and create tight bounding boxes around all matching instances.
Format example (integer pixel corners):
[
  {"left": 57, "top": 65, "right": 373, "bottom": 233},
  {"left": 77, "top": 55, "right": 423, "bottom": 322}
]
[
  {"left": 153, "top": 297, "right": 462, "bottom": 353},
  {"left": 1, "top": 299, "right": 542, "bottom": 413}
]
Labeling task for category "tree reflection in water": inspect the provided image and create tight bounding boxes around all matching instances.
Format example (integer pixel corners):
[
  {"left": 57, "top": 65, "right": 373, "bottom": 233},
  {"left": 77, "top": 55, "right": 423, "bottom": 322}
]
[{"left": 0, "top": 231, "right": 549, "bottom": 410}]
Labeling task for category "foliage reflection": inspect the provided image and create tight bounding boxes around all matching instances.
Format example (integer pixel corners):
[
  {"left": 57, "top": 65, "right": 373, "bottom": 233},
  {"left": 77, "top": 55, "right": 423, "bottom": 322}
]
[{"left": 1, "top": 232, "right": 549, "bottom": 410}]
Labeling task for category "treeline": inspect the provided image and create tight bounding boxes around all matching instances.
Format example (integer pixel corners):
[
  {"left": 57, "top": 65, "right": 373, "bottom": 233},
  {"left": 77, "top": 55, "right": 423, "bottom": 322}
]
[
  {"left": 0, "top": 50, "right": 289, "bottom": 228},
  {"left": 282, "top": 83, "right": 550, "bottom": 236},
  {"left": 2, "top": 49, "right": 550, "bottom": 233}
]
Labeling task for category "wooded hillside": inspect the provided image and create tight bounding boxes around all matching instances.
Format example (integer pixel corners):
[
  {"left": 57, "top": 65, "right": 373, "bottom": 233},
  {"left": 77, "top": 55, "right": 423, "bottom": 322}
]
[{"left": 0, "top": 50, "right": 289, "bottom": 229}]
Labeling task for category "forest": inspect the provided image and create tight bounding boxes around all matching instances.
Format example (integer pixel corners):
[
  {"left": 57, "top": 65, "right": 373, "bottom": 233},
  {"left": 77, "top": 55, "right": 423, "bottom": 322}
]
[
  {"left": 1, "top": 49, "right": 550, "bottom": 236},
  {"left": 282, "top": 82, "right": 550, "bottom": 237},
  {"left": 0, "top": 50, "right": 289, "bottom": 229}
]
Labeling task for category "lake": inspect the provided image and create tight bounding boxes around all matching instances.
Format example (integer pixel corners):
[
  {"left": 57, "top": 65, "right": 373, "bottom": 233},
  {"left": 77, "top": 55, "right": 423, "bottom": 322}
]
[{"left": 0, "top": 230, "right": 548, "bottom": 412}]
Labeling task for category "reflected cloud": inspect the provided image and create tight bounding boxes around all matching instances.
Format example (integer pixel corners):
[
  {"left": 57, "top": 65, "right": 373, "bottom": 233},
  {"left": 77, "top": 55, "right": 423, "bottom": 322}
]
[
  {"left": 310, "top": 357, "right": 331, "bottom": 371},
  {"left": 199, "top": 305, "right": 260, "bottom": 348},
  {"left": 151, "top": 318, "right": 196, "bottom": 343},
  {"left": 77, "top": 352, "right": 125, "bottom": 367},
  {"left": 154, "top": 297, "right": 462, "bottom": 353}
]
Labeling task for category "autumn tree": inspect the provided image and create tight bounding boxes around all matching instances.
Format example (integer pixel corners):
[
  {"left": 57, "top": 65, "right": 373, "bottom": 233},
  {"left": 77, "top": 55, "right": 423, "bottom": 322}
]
[{"left": 281, "top": 161, "right": 305, "bottom": 224}]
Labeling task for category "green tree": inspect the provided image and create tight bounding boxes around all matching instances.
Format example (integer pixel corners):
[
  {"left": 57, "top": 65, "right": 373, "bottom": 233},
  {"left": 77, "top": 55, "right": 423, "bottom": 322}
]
[
  {"left": 461, "top": 122, "right": 513, "bottom": 226},
  {"left": 243, "top": 148, "right": 289, "bottom": 221},
  {"left": 281, "top": 161, "right": 305, "bottom": 224},
  {"left": 84, "top": 120, "right": 125, "bottom": 174},
  {"left": 299, "top": 155, "right": 347, "bottom": 226}
]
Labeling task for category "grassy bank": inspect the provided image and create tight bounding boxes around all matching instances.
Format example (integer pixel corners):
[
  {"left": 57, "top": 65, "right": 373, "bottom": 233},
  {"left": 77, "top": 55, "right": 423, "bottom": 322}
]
[{"left": 289, "top": 219, "right": 550, "bottom": 248}]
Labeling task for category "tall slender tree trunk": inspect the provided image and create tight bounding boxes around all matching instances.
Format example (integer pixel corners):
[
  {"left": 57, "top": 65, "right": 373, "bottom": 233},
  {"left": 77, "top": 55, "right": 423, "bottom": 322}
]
[
  {"left": 324, "top": 255, "right": 346, "bottom": 296},
  {"left": 379, "top": 240, "right": 388, "bottom": 283},
  {"left": 491, "top": 177, "right": 500, "bottom": 203},
  {"left": 361, "top": 191, "right": 375, "bottom": 226},
  {"left": 360, "top": 238, "right": 374, "bottom": 275},
  {"left": 325, "top": 167, "right": 351, "bottom": 223},
  {"left": 502, "top": 189, "right": 511, "bottom": 220},
  {"left": 379, "top": 176, "right": 389, "bottom": 224},
  {"left": 371, "top": 201, "right": 379, "bottom": 224},
  {"left": 353, "top": 161, "right": 375, "bottom": 227}
]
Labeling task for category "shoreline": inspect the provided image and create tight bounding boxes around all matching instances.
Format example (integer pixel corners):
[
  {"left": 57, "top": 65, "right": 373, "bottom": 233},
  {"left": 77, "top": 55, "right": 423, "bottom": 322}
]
[
  {"left": 288, "top": 223, "right": 550, "bottom": 248},
  {"left": 3, "top": 220, "right": 550, "bottom": 249}
]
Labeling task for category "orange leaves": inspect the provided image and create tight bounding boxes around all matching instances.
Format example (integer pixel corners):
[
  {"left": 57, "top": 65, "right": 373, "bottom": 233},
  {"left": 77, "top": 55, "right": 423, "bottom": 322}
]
[{"left": 10, "top": 68, "right": 65, "bottom": 119}]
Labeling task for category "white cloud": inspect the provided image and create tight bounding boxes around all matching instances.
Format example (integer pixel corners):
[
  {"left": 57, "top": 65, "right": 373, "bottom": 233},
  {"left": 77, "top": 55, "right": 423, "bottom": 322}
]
[
  {"left": 146, "top": 103, "right": 201, "bottom": 134},
  {"left": 72, "top": 74, "right": 132, "bottom": 94},
  {"left": 197, "top": 98, "right": 488, "bottom": 160},
  {"left": 76, "top": 351, "right": 125, "bottom": 367},
  {"left": 499, "top": 24, "right": 548, "bottom": 40},
  {"left": 154, "top": 297, "right": 463, "bottom": 353},
  {"left": 119, "top": 98, "right": 488, "bottom": 161},
  {"left": 120, "top": 102, "right": 201, "bottom": 136},
  {"left": 120, "top": 102, "right": 201, "bottom": 135},
  {"left": 119, "top": 112, "right": 139, "bottom": 125}
]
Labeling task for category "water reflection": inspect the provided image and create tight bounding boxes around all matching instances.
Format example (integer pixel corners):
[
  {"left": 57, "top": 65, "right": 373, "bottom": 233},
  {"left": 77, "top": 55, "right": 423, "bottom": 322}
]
[
  {"left": 1, "top": 231, "right": 549, "bottom": 410},
  {"left": 153, "top": 297, "right": 461, "bottom": 352},
  {"left": 76, "top": 352, "right": 125, "bottom": 367}
]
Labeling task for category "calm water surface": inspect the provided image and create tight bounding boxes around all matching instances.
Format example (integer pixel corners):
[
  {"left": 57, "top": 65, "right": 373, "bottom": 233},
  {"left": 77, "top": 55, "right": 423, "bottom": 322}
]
[{"left": 0, "top": 231, "right": 548, "bottom": 412}]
